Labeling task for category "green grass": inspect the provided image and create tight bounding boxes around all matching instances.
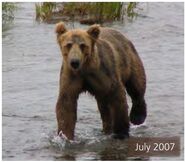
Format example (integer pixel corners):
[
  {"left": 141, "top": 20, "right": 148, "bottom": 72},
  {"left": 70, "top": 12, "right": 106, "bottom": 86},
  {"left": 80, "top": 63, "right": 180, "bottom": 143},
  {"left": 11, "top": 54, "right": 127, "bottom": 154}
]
[
  {"left": 89, "top": 2, "right": 123, "bottom": 21},
  {"left": 2, "top": 2, "right": 16, "bottom": 22},
  {"left": 35, "top": 2, "right": 56, "bottom": 21},
  {"left": 35, "top": 2, "right": 138, "bottom": 23},
  {"left": 127, "top": 2, "right": 137, "bottom": 18}
]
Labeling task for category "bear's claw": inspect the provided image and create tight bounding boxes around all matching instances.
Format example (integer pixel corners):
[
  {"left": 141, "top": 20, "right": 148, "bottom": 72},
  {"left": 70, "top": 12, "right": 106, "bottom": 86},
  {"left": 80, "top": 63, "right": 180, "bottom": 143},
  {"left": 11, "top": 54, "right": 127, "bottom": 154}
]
[{"left": 58, "top": 130, "right": 69, "bottom": 140}]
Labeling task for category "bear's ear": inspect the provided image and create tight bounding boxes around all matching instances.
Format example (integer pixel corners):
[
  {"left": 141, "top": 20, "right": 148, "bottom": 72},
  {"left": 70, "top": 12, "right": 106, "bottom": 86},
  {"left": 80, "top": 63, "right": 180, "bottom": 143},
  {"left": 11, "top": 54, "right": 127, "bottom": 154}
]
[
  {"left": 55, "top": 22, "right": 67, "bottom": 35},
  {"left": 87, "top": 24, "right": 100, "bottom": 40}
]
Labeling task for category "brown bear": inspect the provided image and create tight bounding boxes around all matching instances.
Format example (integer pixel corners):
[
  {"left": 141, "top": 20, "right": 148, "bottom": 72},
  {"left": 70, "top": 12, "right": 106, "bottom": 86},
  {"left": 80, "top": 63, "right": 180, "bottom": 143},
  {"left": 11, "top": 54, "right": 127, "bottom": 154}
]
[{"left": 55, "top": 22, "right": 147, "bottom": 140}]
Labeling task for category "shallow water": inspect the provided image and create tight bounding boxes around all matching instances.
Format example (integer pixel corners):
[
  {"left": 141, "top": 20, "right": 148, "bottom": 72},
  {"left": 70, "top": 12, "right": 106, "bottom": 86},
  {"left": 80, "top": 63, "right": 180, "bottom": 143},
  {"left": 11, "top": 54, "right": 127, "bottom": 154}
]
[{"left": 2, "top": 3, "right": 184, "bottom": 160}]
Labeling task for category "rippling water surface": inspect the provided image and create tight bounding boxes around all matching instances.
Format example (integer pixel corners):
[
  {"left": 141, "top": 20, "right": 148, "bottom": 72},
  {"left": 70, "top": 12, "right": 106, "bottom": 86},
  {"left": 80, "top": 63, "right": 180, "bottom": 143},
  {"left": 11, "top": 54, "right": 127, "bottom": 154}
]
[{"left": 2, "top": 3, "right": 184, "bottom": 160}]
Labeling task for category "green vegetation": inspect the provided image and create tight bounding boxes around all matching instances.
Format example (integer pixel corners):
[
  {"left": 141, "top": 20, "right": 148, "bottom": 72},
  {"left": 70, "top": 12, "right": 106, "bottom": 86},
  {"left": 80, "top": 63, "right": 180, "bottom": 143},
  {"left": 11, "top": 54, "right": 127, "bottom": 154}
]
[
  {"left": 35, "top": 2, "right": 56, "bottom": 21},
  {"left": 63, "top": 2, "right": 123, "bottom": 21},
  {"left": 35, "top": 2, "right": 138, "bottom": 23},
  {"left": 2, "top": 2, "right": 16, "bottom": 22},
  {"left": 127, "top": 2, "right": 137, "bottom": 18}
]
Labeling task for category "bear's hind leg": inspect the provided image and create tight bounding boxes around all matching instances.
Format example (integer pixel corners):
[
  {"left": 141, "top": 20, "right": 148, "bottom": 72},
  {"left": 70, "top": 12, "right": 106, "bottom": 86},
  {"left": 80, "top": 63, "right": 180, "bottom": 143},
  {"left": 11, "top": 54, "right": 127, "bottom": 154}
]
[
  {"left": 130, "top": 97, "right": 146, "bottom": 125},
  {"left": 125, "top": 76, "right": 147, "bottom": 125}
]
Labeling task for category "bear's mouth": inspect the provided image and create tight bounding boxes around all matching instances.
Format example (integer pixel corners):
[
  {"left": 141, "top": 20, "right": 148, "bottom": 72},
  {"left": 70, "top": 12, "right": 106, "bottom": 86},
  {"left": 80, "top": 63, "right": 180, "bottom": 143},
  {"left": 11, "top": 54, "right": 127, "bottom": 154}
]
[{"left": 70, "top": 65, "right": 82, "bottom": 74}]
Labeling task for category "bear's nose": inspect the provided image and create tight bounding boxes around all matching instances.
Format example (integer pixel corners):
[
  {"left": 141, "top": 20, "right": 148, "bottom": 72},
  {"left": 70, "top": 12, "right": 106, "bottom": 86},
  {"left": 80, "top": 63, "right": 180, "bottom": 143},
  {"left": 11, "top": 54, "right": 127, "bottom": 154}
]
[{"left": 70, "top": 59, "right": 80, "bottom": 69}]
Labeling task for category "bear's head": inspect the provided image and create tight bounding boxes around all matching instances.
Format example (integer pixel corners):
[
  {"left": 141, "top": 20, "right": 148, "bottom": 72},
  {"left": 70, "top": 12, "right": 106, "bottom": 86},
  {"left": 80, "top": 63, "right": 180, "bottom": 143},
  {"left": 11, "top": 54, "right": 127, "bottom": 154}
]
[{"left": 56, "top": 22, "right": 100, "bottom": 72}]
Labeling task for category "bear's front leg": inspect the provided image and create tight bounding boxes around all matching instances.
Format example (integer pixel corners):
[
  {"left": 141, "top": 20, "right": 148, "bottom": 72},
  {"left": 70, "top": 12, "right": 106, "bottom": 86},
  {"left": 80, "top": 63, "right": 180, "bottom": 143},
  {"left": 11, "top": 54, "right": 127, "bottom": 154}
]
[
  {"left": 96, "top": 98, "right": 112, "bottom": 134},
  {"left": 110, "top": 85, "right": 130, "bottom": 139},
  {"left": 56, "top": 71, "right": 82, "bottom": 140},
  {"left": 56, "top": 94, "right": 77, "bottom": 140}
]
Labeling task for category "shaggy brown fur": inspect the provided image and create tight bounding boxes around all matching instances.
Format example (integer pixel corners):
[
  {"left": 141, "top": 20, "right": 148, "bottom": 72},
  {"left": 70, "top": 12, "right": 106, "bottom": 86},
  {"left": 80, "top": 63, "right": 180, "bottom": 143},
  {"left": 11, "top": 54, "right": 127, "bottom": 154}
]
[{"left": 55, "top": 22, "right": 147, "bottom": 140}]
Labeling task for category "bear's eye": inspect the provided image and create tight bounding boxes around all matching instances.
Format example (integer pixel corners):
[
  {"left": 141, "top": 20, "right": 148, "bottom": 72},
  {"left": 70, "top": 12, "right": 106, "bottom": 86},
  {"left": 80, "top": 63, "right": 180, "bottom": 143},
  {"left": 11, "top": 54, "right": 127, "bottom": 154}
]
[
  {"left": 79, "top": 43, "right": 86, "bottom": 51},
  {"left": 66, "top": 43, "right": 73, "bottom": 49}
]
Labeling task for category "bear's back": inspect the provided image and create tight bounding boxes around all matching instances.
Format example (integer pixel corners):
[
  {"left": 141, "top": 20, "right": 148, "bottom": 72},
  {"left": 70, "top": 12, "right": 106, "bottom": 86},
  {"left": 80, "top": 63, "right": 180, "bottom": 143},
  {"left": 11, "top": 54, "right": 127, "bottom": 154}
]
[
  {"left": 99, "top": 27, "right": 130, "bottom": 47},
  {"left": 97, "top": 27, "right": 133, "bottom": 82}
]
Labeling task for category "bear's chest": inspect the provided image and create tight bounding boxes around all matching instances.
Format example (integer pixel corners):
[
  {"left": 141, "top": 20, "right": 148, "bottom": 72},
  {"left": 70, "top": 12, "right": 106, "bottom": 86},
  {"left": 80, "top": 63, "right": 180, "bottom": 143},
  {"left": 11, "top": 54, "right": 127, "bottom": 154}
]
[{"left": 83, "top": 71, "right": 112, "bottom": 96}]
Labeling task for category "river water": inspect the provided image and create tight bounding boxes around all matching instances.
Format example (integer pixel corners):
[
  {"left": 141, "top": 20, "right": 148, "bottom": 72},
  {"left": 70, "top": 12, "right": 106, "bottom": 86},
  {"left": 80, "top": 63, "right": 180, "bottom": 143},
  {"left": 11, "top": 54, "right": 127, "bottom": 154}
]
[{"left": 2, "top": 3, "right": 184, "bottom": 160}]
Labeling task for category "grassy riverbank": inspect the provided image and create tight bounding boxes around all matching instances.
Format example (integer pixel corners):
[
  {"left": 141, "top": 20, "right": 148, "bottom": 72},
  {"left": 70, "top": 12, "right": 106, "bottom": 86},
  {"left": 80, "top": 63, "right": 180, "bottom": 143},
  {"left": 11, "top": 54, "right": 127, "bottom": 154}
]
[{"left": 35, "top": 2, "right": 138, "bottom": 24}]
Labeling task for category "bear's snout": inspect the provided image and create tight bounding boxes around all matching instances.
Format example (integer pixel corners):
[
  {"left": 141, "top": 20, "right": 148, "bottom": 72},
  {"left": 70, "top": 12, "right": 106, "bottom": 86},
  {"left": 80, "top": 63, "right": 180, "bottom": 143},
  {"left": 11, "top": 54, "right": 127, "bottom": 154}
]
[{"left": 70, "top": 59, "right": 80, "bottom": 70}]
